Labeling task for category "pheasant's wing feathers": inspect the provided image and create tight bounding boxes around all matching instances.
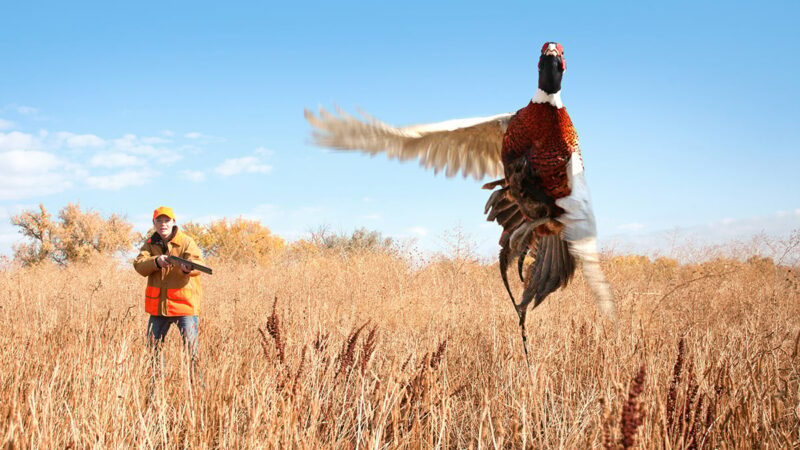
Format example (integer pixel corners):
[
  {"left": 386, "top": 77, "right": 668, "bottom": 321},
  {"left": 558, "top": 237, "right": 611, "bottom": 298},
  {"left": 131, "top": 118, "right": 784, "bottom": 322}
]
[{"left": 305, "top": 106, "right": 513, "bottom": 180}]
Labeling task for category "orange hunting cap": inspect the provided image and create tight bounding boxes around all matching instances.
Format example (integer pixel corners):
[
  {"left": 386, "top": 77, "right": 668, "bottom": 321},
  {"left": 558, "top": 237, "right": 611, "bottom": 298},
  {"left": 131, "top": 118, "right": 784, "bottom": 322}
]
[{"left": 152, "top": 206, "right": 176, "bottom": 221}]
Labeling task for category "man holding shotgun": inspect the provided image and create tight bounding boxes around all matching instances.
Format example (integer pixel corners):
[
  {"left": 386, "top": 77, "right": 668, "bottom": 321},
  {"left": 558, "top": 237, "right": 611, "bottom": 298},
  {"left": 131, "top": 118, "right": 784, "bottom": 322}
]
[{"left": 133, "top": 206, "right": 210, "bottom": 384}]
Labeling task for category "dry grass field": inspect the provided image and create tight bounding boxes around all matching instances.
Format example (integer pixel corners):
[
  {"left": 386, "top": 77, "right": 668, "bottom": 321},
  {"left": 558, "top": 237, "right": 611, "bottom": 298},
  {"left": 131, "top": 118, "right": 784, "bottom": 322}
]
[{"left": 1, "top": 239, "right": 799, "bottom": 448}]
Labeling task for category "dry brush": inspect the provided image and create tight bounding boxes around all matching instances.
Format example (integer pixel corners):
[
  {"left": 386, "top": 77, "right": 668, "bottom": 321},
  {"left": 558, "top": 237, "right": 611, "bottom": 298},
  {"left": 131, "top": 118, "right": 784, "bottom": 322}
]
[{"left": 0, "top": 242, "right": 798, "bottom": 448}]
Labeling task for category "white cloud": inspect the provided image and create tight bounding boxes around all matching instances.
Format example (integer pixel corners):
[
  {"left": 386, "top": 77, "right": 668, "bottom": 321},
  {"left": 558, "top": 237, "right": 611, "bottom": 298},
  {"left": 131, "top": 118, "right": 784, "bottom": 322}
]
[
  {"left": 110, "top": 134, "right": 181, "bottom": 165},
  {"left": 111, "top": 134, "right": 153, "bottom": 154},
  {"left": 90, "top": 152, "right": 143, "bottom": 168},
  {"left": 161, "top": 130, "right": 174, "bottom": 137},
  {"left": 214, "top": 146, "right": 274, "bottom": 177},
  {"left": 0, "top": 131, "right": 39, "bottom": 151},
  {"left": 180, "top": 169, "right": 206, "bottom": 182},
  {"left": 254, "top": 146, "right": 274, "bottom": 157},
  {"left": 618, "top": 222, "right": 645, "bottom": 231},
  {"left": 184, "top": 131, "right": 225, "bottom": 143},
  {"left": 85, "top": 170, "right": 154, "bottom": 190},
  {"left": 407, "top": 226, "right": 429, "bottom": 237},
  {"left": 57, "top": 132, "right": 105, "bottom": 148},
  {"left": 0, "top": 150, "right": 59, "bottom": 172},
  {"left": 0, "top": 125, "right": 216, "bottom": 201},
  {"left": 0, "top": 124, "right": 235, "bottom": 201},
  {"left": 0, "top": 150, "right": 73, "bottom": 199},
  {"left": 360, "top": 213, "right": 381, "bottom": 220},
  {"left": 215, "top": 156, "right": 272, "bottom": 176},
  {"left": 17, "top": 106, "right": 38, "bottom": 115},
  {"left": 141, "top": 136, "right": 169, "bottom": 145}
]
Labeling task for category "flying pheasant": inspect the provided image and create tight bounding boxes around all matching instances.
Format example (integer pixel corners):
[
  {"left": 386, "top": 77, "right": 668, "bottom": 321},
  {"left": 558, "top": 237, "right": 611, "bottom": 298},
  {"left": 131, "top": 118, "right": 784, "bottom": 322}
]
[{"left": 305, "top": 42, "right": 616, "bottom": 328}]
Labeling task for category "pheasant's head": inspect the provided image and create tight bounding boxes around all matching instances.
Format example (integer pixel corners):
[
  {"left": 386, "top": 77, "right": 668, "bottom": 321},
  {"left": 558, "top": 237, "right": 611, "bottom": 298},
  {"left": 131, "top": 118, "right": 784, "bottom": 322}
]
[{"left": 538, "top": 42, "right": 566, "bottom": 94}]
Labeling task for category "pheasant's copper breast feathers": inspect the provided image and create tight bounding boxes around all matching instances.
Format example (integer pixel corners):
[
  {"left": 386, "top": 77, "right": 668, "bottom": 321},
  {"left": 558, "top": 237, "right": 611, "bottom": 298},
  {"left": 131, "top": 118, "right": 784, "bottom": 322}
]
[
  {"left": 305, "top": 107, "right": 513, "bottom": 180},
  {"left": 502, "top": 102, "right": 579, "bottom": 199}
]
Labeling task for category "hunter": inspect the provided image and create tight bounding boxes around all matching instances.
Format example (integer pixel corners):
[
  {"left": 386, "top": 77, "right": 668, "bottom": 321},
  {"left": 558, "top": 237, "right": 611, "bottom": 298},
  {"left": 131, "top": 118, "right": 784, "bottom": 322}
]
[{"left": 133, "top": 206, "right": 205, "bottom": 382}]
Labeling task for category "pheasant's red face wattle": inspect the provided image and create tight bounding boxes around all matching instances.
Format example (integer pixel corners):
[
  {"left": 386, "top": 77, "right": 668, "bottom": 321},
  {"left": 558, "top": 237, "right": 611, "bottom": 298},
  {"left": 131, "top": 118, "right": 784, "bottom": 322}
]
[{"left": 539, "top": 42, "right": 566, "bottom": 72}]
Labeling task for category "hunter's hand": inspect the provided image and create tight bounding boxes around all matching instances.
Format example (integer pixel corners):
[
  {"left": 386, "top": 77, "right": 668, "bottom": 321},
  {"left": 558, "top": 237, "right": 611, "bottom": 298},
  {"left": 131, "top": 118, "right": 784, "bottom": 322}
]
[
  {"left": 180, "top": 262, "right": 192, "bottom": 274},
  {"left": 156, "top": 255, "right": 171, "bottom": 268}
]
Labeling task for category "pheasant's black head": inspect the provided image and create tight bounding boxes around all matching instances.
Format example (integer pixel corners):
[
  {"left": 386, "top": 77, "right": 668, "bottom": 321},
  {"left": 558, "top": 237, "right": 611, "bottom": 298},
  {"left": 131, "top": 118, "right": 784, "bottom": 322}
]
[{"left": 538, "top": 42, "right": 566, "bottom": 94}]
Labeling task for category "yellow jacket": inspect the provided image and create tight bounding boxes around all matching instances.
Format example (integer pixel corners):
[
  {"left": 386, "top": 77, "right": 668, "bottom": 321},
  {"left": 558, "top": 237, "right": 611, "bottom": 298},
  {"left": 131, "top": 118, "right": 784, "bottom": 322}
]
[{"left": 133, "top": 228, "right": 205, "bottom": 316}]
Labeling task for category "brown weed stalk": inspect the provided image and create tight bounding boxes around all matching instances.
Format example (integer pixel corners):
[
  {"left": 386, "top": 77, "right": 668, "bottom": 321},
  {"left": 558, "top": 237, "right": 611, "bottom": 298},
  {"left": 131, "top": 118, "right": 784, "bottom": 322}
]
[
  {"left": 292, "top": 345, "right": 307, "bottom": 396},
  {"left": 261, "top": 295, "right": 285, "bottom": 364},
  {"left": 359, "top": 325, "right": 378, "bottom": 376},
  {"left": 667, "top": 337, "right": 685, "bottom": 430},
  {"left": 620, "top": 365, "right": 646, "bottom": 449},
  {"left": 599, "top": 397, "right": 614, "bottom": 450},
  {"left": 336, "top": 322, "right": 368, "bottom": 379},
  {"left": 429, "top": 339, "right": 447, "bottom": 370}
]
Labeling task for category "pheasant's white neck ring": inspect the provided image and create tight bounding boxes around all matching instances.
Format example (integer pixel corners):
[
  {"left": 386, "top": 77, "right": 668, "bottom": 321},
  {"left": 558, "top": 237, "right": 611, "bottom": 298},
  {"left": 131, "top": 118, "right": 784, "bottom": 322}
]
[{"left": 532, "top": 89, "right": 563, "bottom": 109}]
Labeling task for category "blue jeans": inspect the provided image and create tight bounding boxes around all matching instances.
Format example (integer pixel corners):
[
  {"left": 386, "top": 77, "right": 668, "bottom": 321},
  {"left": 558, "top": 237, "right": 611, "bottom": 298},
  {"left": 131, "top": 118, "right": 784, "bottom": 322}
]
[
  {"left": 147, "top": 315, "right": 200, "bottom": 359},
  {"left": 147, "top": 315, "right": 202, "bottom": 392}
]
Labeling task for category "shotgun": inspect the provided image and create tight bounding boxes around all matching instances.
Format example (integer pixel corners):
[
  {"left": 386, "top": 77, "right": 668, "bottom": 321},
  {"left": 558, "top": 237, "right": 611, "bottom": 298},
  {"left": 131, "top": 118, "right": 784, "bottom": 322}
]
[{"left": 167, "top": 255, "right": 213, "bottom": 275}]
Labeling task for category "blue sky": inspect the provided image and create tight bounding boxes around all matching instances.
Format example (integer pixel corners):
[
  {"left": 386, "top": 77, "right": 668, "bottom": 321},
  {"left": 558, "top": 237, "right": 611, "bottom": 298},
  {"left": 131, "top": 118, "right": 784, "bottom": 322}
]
[{"left": 1, "top": 1, "right": 798, "bottom": 258}]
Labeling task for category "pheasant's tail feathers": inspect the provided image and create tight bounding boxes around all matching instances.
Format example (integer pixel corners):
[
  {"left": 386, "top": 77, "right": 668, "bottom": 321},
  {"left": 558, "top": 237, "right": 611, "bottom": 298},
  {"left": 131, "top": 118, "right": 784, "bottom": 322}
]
[
  {"left": 529, "top": 234, "right": 577, "bottom": 308},
  {"left": 567, "top": 237, "right": 617, "bottom": 323},
  {"left": 553, "top": 155, "right": 617, "bottom": 322},
  {"left": 484, "top": 175, "right": 576, "bottom": 318}
]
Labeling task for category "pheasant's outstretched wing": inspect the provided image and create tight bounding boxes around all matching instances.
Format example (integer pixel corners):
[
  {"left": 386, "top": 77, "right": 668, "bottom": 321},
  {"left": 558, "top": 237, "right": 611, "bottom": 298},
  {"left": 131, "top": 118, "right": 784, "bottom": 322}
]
[
  {"left": 305, "top": 106, "right": 514, "bottom": 180},
  {"left": 555, "top": 153, "right": 617, "bottom": 321}
]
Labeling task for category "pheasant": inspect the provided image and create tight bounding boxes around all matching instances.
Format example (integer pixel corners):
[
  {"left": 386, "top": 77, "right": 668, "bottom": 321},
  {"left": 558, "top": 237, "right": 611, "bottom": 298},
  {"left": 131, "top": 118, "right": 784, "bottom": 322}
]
[{"left": 305, "top": 42, "right": 616, "bottom": 330}]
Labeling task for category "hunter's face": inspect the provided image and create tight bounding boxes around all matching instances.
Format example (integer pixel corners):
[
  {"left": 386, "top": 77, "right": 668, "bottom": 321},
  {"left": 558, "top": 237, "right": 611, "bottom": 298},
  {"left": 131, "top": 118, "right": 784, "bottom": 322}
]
[{"left": 153, "top": 215, "right": 174, "bottom": 239}]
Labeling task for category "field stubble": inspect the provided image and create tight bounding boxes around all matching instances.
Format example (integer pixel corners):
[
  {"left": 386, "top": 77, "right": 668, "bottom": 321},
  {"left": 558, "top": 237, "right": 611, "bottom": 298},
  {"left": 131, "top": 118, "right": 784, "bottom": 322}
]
[{"left": 0, "top": 246, "right": 798, "bottom": 448}]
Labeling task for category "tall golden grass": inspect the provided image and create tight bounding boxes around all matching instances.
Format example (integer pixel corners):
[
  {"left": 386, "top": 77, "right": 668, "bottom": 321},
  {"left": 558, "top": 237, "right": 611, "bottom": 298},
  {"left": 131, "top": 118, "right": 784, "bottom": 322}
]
[{"left": 0, "top": 240, "right": 798, "bottom": 448}]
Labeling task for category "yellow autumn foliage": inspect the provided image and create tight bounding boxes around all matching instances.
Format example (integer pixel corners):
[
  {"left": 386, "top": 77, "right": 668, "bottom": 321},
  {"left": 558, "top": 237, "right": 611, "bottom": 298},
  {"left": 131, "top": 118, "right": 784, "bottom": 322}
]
[
  {"left": 11, "top": 203, "right": 137, "bottom": 265},
  {"left": 182, "top": 217, "right": 285, "bottom": 264}
]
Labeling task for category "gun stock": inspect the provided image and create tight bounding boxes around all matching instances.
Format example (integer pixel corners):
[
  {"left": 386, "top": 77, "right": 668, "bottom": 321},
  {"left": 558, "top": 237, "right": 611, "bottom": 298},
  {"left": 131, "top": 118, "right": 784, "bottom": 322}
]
[{"left": 167, "top": 255, "right": 213, "bottom": 275}]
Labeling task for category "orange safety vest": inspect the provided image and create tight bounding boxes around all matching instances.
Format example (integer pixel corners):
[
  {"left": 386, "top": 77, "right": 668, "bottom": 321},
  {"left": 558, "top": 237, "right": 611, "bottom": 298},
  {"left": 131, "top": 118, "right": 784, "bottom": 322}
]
[{"left": 133, "top": 228, "right": 205, "bottom": 316}]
